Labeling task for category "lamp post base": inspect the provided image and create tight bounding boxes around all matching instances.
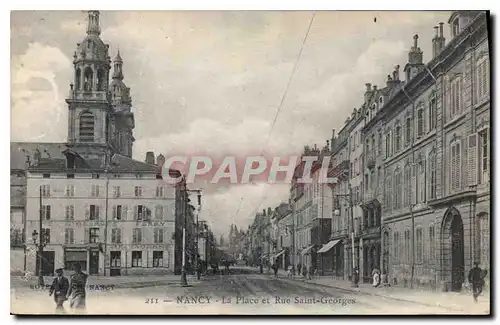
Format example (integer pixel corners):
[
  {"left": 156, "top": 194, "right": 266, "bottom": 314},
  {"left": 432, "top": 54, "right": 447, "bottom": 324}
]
[{"left": 181, "top": 269, "right": 188, "bottom": 287}]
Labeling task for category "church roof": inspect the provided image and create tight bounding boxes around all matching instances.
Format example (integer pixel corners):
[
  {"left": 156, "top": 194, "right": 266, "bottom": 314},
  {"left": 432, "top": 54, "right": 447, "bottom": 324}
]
[
  {"left": 10, "top": 142, "right": 67, "bottom": 171},
  {"left": 24, "top": 150, "right": 184, "bottom": 179}
]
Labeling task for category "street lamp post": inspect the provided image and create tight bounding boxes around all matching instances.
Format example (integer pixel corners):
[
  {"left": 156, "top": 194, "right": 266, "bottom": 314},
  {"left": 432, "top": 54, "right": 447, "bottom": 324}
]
[
  {"left": 33, "top": 185, "right": 49, "bottom": 286},
  {"left": 334, "top": 183, "right": 358, "bottom": 288},
  {"left": 32, "top": 228, "right": 48, "bottom": 286}
]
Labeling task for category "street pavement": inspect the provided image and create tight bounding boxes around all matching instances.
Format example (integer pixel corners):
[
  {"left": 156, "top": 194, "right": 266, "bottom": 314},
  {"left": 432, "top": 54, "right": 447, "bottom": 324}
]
[{"left": 11, "top": 267, "right": 489, "bottom": 315}]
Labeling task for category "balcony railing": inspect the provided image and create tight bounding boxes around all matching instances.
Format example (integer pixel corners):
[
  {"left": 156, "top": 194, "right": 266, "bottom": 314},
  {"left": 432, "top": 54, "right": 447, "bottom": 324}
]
[{"left": 68, "top": 91, "right": 109, "bottom": 102}]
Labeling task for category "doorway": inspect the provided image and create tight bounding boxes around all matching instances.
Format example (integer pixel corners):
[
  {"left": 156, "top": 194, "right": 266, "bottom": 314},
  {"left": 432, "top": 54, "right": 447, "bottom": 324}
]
[
  {"left": 442, "top": 207, "right": 465, "bottom": 292},
  {"left": 451, "top": 214, "right": 464, "bottom": 292},
  {"left": 41, "top": 251, "right": 55, "bottom": 276},
  {"left": 89, "top": 250, "right": 99, "bottom": 275}
]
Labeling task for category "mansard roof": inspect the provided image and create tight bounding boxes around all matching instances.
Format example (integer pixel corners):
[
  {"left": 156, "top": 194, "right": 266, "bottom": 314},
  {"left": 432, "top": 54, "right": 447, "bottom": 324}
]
[{"left": 10, "top": 142, "right": 67, "bottom": 171}]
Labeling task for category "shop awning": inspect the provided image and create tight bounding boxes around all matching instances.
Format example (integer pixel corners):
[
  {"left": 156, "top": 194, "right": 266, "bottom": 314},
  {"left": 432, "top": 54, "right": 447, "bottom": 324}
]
[
  {"left": 273, "top": 249, "right": 285, "bottom": 259},
  {"left": 301, "top": 245, "right": 315, "bottom": 255},
  {"left": 317, "top": 239, "right": 341, "bottom": 254}
]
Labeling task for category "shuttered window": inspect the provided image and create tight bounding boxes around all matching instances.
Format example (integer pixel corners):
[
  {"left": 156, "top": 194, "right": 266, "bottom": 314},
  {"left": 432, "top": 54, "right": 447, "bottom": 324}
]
[
  {"left": 395, "top": 125, "right": 401, "bottom": 152},
  {"left": 419, "top": 161, "right": 426, "bottom": 203},
  {"left": 477, "top": 57, "right": 489, "bottom": 100},
  {"left": 479, "top": 129, "right": 489, "bottom": 184},
  {"left": 65, "top": 205, "right": 74, "bottom": 221},
  {"left": 467, "top": 134, "right": 478, "bottom": 186},
  {"left": 428, "top": 225, "right": 435, "bottom": 264},
  {"left": 65, "top": 228, "right": 74, "bottom": 244},
  {"left": 451, "top": 141, "right": 461, "bottom": 192},
  {"left": 429, "top": 150, "right": 437, "bottom": 199},
  {"left": 404, "top": 164, "right": 411, "bottom": 206},
  {"left": 404, "top": 230, "right": 411, "bottom": 264},
  {"left": 417, "top": 106, "right": 424, "bottom": 137},
  {"left": 405, "top": 117, "right": 412, "bottom": 145},
  {"left": 429, "top": 95, "right": 437, "bottom": 131},
  {"left": 450, "top": 77, "right": 462, "bottom": 117}
]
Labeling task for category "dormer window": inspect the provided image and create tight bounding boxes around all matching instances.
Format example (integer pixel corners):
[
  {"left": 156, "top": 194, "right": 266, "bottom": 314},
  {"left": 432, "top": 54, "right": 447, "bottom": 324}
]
[{"left": 379, "top": 97, "right": 383, "bottom": 105}]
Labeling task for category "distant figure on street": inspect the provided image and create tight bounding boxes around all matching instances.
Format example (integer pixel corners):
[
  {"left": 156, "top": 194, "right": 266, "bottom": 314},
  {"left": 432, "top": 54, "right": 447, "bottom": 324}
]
[
  {"left": 353, "top": 267, "right": 360, "bottom": 286},
  {"left": 468, "top": 262, "right": 487, "bottom": 302},
  {"left": 372, "top": 267, "right": 381, "bottom": 287},
  {"left": 259, "top": 263, "right": 263, "bottom": 274},
  {"left": 297, "top": 263, "right": 302, "bottom": 276},
  {"left": 49, "top": 268, "right": 69, "bottom": 314},
  {"left": 272, "top": 262, "right": 278, "bottom": 277},
  {"left": 302, "top": 266, "right": 307, "bottom": 279},
  {"left": 67, "top": 264, "right": 88, "bottom": 313},
  {"left": 197, "top": 261, "right": 202, "bottom": 280}
]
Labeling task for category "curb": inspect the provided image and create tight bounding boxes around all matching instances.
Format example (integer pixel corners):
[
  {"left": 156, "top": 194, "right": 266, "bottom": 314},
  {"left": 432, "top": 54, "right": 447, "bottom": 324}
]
[{"left": 271, "top": 275, "right": 483, "bottom": 313}]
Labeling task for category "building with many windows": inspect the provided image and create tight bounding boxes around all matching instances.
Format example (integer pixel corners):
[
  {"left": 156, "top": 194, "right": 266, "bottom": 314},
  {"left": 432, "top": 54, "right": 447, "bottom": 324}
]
[{"left": 362, "top": 11, "right": 489, "bottom": 291}]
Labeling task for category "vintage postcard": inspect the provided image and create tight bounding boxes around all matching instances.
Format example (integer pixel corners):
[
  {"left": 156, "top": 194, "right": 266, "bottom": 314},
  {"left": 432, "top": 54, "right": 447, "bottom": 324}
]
[{"left": 10, "top": 10, "right": 490, "bottom": 315}]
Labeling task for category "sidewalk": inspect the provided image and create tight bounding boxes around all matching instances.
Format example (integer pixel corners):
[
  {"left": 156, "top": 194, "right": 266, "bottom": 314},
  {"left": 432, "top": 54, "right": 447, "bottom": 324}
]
[
  {"left": 273, "top": 270, "right": 490, "bottom": 313},
  {"left": 11, "top": 274, "right": 200, "bottom": 290}
]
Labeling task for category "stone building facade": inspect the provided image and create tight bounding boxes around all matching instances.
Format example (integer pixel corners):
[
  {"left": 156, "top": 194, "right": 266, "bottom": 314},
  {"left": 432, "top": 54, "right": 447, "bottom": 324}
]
[
  {"left": 362, "top": 11, "right": 490, "bottom": 291},
  {"left": 328, "top": 128, "right": 350, "bottom": 280},
  {"left": 17, "top": 11, "right": 186, "bottom": 277}
]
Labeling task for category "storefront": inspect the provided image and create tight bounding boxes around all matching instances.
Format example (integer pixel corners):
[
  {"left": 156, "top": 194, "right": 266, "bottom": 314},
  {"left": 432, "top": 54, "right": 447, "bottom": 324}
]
[{"left": 64, "top": 249, "right": 87, "bottom": 272}]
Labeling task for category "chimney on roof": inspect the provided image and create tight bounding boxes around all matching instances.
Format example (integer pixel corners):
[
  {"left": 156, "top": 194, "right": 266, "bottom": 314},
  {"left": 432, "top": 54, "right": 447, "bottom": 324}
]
[
  {"left": 393, "top": 65, "right": 400, "bottom": 82},
  {"left": 145, "top": 151, "right": 155, "bottom": 165},
  {"left": 156, "top": 154, "right": 165, "bottom": 167},
  {"left": 386, "top": 74, "right": 393, "bottom": 88},
  {"left": 330, "top": 129, "right": 336, "bottom": 151},
  {"left": 432, "top": 22, "right": 446, "bottom": 58},
  {"left": 364, "top": 83, "right": 372, "bottom": 103}
]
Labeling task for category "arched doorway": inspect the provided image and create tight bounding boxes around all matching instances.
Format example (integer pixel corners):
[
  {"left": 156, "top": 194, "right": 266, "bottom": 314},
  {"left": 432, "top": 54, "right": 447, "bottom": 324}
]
[{"left": 442, "top": 207, "right": 465, "bottom": 292}]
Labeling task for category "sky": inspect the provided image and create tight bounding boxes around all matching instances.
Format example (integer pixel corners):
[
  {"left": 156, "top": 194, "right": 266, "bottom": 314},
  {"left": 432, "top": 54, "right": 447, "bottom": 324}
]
[{"left": 11, "top": 10, "right": 452, "bottom": 238}]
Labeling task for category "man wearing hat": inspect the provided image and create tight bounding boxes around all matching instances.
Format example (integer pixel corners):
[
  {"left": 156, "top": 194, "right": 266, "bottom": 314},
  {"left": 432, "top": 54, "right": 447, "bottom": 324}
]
[
  {"left": 49, "top": 268, "right": 69, "bottom": 313},
  {"left": 468, "top": 262, "right": 488, "bottom": 302}
]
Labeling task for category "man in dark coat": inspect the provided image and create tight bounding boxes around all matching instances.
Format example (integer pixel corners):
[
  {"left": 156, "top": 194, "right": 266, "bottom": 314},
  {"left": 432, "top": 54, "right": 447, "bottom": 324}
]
[
  {"left": 468, "top": 262, "right": 487, "bottom": 302},
  {"left": 49, "top": 268, "right": 69, "bottom": 314}
]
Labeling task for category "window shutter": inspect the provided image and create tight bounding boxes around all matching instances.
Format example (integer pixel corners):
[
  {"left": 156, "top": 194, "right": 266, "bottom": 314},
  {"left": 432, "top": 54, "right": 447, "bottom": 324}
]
[
  {"left": 142, "top": 252, "right": 147, "bottom": 268},
  {"left": 112, "top": 206, "right": 117, "bottom": 220},
  {"left": 65, "top": 229, "right": 69, "bottom": 244},
  {"left": 84, "top": 228, "right": 90, "bottom": 244},
  {"left": 468, "top": 134, "right": 478, "bottom": 186},
  {"left": 85, "top": 204, "right": 90, "bottom": 220},
  {"left": 134, "top": 206, "right": 138, "bottom": 220},
  {"left": 122, "top": 205, "right": 128, "bottom": 221},
  {"left": 95, "top": 205, "right": 100, "bottom": 220}
]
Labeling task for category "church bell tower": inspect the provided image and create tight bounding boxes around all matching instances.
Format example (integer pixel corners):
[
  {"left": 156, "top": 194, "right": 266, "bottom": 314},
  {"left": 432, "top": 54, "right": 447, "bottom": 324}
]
[{"left": 66, "top": 10, "right": 113, "bottom": 163}]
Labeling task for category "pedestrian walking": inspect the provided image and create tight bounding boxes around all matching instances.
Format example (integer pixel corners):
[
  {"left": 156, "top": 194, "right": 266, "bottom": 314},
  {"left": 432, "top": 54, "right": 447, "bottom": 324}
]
[
  {"left": 272, "top": 262, "right": 278, "bottom": 277},
  {"left": 372, "top": 267, "right": 381, "bottom": 287},
  {"left": 468, "top": 262, "right": 487, "bottom": 302},
  {"left": 66, "top": 264, "right": 88, "bottom": 313},
  {"left": 49, "top": 268, "right": 69, "bottom": 314},
  {"left": 297, "top": 263, "right": 302, "bottom": 276}
]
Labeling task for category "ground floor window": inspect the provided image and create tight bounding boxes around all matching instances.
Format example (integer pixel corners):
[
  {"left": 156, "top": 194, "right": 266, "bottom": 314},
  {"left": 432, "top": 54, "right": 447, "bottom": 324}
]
[
  {"left": 153, "top": 251, "right": 163, "bottom": 267},
  {"left": 110, "top": 251, "right": 121, "bottom": 267}
]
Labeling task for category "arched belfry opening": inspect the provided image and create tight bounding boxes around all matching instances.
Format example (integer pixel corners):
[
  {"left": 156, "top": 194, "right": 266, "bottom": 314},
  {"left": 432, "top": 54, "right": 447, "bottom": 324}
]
[
  {"left": 75, "top": 68, "right": 81, "bottom": 90},
  {"left": 97, "top": 69, "right": 105, "bottom": 91},
  {"left": 441, "top": 206, "right": 465, "bottom": 292},
  {"left": 84, "top": 67, "right": 93, "bottom": 91}
]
